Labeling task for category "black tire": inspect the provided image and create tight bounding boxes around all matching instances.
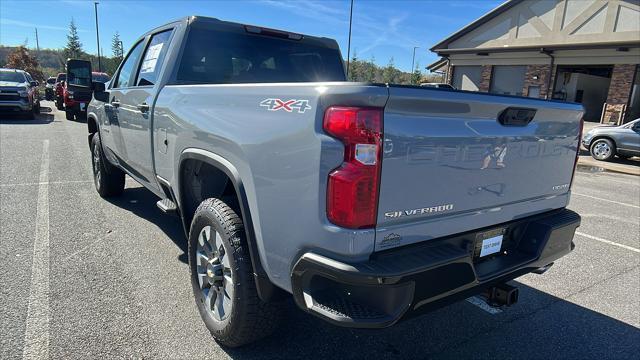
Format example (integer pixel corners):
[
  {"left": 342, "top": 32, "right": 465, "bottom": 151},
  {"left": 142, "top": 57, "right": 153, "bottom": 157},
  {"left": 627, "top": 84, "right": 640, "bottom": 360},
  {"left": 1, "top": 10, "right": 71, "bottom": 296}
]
[
  {"left": 590, "top": 138, "right": 615, "bottom": 161},
  {"left": 189, "top": 198, "right": 282, "bottom": 347},
  {"left": 91, "top": 134, "right": 125, "bottom": 197},
  {"left": 56, "top": 99, "right": 64, "bottom": 111},
  {"left": 65, "top": 110, "right": 74, "bottom": 120},
  {"left": 33, "top": 101, "right": 41, "bottom": 114}
]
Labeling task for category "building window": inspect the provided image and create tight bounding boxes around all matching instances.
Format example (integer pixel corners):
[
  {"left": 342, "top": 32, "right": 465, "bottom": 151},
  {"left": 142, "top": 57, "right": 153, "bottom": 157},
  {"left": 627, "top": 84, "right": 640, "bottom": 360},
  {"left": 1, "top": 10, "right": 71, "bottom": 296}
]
[
  {"left": 490, "top": 65, "right": 526, "bottom": 96},
  {"left": 626, "top": 65, "right": 640, "bottom": 121},
  {"left": 452, "top": 66, "right": 482, "bottom": 91}
]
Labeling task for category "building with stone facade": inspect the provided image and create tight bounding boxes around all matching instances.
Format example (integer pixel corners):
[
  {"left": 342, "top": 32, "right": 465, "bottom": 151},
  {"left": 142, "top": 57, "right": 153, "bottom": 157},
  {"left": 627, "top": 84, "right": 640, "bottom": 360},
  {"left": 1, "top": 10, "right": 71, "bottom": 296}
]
[{"left": 428, "top": 0, "right": 640, "bottom": 124}]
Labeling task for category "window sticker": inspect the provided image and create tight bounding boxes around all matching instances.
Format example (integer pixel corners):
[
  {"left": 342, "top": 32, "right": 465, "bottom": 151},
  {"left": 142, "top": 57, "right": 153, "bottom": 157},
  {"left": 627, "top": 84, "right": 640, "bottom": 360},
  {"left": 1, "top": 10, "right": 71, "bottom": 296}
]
[{"left": 140, "top": 43, "right": 164, "bottom": 73}]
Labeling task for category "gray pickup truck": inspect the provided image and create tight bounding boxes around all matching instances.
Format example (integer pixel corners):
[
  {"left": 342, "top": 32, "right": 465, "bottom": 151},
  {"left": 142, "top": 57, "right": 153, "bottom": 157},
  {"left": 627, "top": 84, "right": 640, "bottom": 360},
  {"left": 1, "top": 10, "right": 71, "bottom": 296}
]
[{"left": 85, "top": 16, "right": 583, "bottom": 347}]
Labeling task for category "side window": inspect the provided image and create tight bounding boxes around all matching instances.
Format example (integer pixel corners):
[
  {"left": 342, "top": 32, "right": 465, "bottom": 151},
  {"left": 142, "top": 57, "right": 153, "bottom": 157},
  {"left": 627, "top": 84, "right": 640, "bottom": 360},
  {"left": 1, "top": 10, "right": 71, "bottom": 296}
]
[
  {"left": 114, "top": 40, "right": 145, "bottom": 89},
  {"left": 137, "top": 30, "right": 173, "bottom": 86}
]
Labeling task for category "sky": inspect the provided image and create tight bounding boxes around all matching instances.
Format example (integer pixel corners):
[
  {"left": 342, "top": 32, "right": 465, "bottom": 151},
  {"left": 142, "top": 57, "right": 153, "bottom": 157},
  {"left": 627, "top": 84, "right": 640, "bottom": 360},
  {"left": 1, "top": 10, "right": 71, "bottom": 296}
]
[{"left": 0, "top": 0, "right": 503, "bottom": 71}]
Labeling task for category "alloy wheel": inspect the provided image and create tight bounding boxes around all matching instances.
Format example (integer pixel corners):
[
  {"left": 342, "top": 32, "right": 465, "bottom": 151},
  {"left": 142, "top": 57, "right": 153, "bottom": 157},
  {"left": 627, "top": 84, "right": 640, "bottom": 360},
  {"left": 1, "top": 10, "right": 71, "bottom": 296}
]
[{"left": 196, "top": 225, "right": 234, "bottom": 321}]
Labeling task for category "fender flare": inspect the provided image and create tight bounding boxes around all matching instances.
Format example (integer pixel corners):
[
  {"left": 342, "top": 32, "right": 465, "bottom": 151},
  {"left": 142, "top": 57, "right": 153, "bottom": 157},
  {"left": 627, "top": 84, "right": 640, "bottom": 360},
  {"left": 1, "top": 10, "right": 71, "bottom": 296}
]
[{"left": 177, "top": 148, "right": 284, "bottom": 301}]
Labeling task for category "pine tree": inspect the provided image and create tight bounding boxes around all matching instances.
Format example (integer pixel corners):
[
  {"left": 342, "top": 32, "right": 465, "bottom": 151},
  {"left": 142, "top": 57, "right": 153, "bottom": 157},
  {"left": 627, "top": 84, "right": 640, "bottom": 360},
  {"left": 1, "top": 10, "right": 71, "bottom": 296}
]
[
  {"left": 111, "top": 32, "right": 123, "bottom": 59},
  {"left": 411, "top": 61, "right": 422, "bottom": 85},
  {"left": 64, "top": 18, "right": 83, "bottom": 59},
  {"left": 382, "top": 57, "right": 397, "bottom": 84}
]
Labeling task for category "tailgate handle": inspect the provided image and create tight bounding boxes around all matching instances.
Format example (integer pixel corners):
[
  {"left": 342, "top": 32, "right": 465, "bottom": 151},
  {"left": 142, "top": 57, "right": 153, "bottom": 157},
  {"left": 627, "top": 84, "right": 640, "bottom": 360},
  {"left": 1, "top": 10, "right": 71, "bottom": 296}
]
[{"left": 498, "top": 107, "right": 536, "bottom": 126}]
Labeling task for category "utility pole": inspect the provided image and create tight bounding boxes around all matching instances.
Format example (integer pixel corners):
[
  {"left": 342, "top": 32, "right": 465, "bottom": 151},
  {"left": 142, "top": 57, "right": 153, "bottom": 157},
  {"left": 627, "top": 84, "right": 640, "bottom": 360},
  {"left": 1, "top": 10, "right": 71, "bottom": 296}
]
[
  {"left": 411, "top": 46, "right": 419, "bottom": 84},
  {"left": 34, "top": 28, "right": 40, "bottom": 52},
  {"left": 346, "top": 0, "right": 354, "bottom": 79},
  {"left": 94, "top": 1, "right": 102, "bottom": 72}
]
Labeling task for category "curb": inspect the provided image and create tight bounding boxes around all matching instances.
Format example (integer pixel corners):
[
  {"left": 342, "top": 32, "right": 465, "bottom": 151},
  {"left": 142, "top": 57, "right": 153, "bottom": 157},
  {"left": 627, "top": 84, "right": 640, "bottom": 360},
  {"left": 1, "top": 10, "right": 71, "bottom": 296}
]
[{"left": 577, "top": 157, "right": 640, "bottom": 176}]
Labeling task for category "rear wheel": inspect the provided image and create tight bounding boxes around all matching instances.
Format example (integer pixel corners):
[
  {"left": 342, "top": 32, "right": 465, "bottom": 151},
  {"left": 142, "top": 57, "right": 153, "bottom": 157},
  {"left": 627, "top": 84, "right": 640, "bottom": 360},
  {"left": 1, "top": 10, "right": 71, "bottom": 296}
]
[
  {"left": 56, "top": 99, "right": 64, "bottom": 111},
  {"left": 91, "top": 134, "right": 125, "bottom": 197},
  {"left": 590, "top": 138, "right": 615, "bottom": 161},
  {"left": 65, "top": 110, "right": 74, "bottom": 120},
  {"left": 189, "top": 198, "right": 282, "bottom": 347}
]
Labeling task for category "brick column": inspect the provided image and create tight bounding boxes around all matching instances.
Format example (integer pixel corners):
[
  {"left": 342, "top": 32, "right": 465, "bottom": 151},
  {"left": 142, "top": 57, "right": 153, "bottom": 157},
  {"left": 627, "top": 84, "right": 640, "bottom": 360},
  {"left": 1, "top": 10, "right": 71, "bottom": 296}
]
[
  {"left": 603, "top": 64, "right": 636, "bottom": 124},
  {"left": 479, "top": 65, "right": 492, "bottom": 92},
  {"left": 446, "top": 65, "right": 454, "bottom": 85},
  {"left": 522, "top": 64, "right": 552, "bottom": 98}
]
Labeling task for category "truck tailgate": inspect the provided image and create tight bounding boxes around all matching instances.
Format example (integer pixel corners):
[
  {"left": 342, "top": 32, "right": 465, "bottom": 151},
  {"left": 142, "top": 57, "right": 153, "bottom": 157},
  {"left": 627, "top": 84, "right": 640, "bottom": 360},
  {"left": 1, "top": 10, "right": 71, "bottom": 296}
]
[{"left": 375, "top": 86, "right": 583, "bottom": 251}]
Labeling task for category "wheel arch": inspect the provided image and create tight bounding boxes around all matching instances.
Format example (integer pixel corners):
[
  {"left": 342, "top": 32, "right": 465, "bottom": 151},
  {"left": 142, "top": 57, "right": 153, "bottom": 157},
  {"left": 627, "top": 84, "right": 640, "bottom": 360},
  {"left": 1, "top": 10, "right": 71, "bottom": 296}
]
[{"left": 177, "top": 149, "right": 284, "bottom": 301}]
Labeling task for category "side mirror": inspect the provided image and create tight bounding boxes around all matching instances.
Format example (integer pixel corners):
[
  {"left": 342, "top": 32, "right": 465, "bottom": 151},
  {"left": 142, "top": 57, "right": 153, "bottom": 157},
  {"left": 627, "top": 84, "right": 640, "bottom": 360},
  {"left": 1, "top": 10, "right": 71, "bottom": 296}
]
[
  {"left": 30, "top": 81, "right": 38, "bottom": 87},
  {"left": 92, "top": 81, "right": 105, "bottom": 92}
]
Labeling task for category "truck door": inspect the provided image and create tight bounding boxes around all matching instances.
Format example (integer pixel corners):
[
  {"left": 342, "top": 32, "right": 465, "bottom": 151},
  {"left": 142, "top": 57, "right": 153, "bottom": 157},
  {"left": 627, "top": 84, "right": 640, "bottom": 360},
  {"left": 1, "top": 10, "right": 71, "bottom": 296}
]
[
  {"left": 116, "top": 29, "right": 174, "bottom": 189},
  {"left": 107, "top": 40, "right": 146, "bottom": 165}
]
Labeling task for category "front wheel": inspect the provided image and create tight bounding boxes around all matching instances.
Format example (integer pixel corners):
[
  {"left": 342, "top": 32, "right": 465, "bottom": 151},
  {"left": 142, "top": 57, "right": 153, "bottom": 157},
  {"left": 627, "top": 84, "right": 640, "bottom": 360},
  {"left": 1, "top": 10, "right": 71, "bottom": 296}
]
[
  {"left": 91, "top": 134, "right": 125, "bottom": 197},
  {"left": 590, "top": 138, "right": 615, "bottom": 161},
  {"left": 189, "top": 198, "right": 282, "bottom": 347},
  {"left": 65, "top": 110, "right": 74, "bottom": 120}
]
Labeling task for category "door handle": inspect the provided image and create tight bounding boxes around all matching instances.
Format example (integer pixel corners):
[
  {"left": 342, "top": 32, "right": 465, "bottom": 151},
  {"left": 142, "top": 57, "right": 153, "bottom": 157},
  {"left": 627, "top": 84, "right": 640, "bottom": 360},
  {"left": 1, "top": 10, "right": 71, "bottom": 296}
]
[
  {"left": 111, "top": 99, "right": 120, "bottom": 108},
  {"left": 137, "top": 103, "right": 149, "bottom": 113}
]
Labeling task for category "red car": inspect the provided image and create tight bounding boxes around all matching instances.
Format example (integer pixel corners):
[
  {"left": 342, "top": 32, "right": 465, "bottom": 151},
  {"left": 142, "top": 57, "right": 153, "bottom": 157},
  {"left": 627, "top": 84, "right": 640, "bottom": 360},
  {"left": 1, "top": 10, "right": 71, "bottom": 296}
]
[
  {"left": 63, "top": 71, "right": 110, "bottom": 120},
  {"left": 54, "top": 73, "right": 66, "bottom": 110}
]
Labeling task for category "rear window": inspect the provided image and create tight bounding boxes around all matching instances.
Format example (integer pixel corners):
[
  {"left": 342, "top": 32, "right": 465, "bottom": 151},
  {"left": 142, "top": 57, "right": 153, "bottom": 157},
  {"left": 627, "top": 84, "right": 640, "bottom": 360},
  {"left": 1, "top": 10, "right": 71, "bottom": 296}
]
[
  {"left": 56, "top": 74, "right": 66, "bottom": 82},
  {"left": 176, "top": 27, "right": 345, "bottom": 84},
  {"left": 47, "top": 78, "right": 56, "bottom": 84},
  {"left": 92, "top": 73, "right": 110, "bottom": 83}
]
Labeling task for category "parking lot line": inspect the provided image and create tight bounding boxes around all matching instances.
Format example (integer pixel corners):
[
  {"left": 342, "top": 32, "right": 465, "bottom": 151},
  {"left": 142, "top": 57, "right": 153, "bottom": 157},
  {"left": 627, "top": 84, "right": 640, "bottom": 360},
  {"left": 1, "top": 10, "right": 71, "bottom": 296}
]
[
  {"left": 572, "top": 192, "right": 640, "bottom": 209},
  {"left": 576, "top": 231, "right": 640, "bottom": 254},
  {"left": 0, "top": 180, "right": 93, "bottom": 188},
  {"left": 466, "top": 296, "right": 502, "bottom": 315},
  {"left": 22, "top": 140, "right": 50, "bottom": 360}
]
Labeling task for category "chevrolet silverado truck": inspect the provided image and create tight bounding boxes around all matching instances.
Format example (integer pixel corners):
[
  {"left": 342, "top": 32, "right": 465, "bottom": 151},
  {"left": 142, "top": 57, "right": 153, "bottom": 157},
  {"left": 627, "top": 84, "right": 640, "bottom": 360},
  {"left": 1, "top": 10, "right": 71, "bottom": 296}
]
[
  {"left": 85, "top": 16, "right": 583, "bottom": 347},
  {"left": 0, "top": 68, "right": 41, "bottom": 118}
]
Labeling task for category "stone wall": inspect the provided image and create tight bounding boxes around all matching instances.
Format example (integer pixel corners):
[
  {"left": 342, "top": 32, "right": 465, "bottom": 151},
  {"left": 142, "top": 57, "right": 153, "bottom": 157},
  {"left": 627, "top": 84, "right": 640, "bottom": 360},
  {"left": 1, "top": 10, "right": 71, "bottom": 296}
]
[
  {"left": 479, "top": 65, "right": 492, "bottom": 92},
  {"left": 522, "top": 64, "right": 552, "bottom": 99},
  {"left": 603, "top": 64, "right": 637, "bottom": 124}
]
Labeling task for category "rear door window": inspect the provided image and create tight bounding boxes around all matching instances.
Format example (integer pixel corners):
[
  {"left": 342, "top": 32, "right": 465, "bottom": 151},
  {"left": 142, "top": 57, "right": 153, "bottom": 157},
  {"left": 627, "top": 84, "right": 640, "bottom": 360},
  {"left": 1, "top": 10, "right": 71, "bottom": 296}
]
[
  {"left": 137, "top": 29, "right": 174, "bottom": 86},
  {"left": 176, "top": 27, "right": 345, "bottom": 84},
  {"left": 113, "top": 40, "right": 145, "bottom": 89}
]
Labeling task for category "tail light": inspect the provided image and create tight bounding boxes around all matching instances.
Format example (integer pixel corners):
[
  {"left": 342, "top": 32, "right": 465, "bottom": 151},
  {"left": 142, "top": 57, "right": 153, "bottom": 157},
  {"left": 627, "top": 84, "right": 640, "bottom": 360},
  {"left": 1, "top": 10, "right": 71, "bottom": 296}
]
[
  {"left": 323, "top": 107, "right": 383, "bottom": 229},
  {"left": 570, "top": 117, "right": 584, "bottom": 189}
]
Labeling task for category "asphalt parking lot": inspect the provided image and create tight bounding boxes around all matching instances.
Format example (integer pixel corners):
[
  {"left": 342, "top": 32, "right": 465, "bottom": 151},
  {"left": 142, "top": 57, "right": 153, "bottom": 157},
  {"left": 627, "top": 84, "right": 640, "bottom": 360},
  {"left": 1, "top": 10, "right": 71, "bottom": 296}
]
[{"left": 1, "top": 102, "right": 639, "bottom": 359}]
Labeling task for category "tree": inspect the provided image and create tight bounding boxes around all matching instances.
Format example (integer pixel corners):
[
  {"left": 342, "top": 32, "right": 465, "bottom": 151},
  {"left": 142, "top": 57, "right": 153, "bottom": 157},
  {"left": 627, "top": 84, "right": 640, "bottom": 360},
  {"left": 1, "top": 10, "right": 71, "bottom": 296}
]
[
  {"left": 5, "top": 46, "right": 44, "bottom": 81},
  {"left": 111, "top": 32, "right": 123, "bottom": 60},
  {"left": 64, "top": 18, "right": 83, "bottom": 59},
  {"left": 411, "top": 61, "right": 422, "bottom": 85},
  {"left": 382, "top": 57, "right": 398, "bottom": 84}
]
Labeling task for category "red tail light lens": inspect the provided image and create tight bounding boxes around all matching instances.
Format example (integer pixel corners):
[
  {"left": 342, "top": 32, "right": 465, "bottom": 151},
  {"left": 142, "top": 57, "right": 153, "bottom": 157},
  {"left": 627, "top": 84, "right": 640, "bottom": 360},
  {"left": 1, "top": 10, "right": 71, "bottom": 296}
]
[{"left": 324, "top": 107, "right": 383, "bottom": 229}]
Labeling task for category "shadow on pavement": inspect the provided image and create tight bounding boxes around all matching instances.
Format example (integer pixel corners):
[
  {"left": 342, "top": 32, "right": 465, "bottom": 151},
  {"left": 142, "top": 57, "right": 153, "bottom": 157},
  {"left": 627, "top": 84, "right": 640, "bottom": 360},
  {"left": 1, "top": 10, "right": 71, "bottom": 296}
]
[
  {"left": 104, "top": 184, "right": 188, "bottom": 263},
  {"left": 0, "top": 111, "right": 55, "bottom": 124},
  {"left": 222, "top": 283, "right": 639, "bottom": 359}
]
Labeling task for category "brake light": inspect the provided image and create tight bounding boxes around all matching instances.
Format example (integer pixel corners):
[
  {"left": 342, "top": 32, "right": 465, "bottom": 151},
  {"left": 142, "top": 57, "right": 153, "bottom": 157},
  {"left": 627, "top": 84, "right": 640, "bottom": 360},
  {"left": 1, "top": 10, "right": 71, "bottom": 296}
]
[
  {"left": 324, "top": 107, "right": 383, "bottom": 229},
  {"left": 570, "top": 117, "right": 584, "bottom": 189}
]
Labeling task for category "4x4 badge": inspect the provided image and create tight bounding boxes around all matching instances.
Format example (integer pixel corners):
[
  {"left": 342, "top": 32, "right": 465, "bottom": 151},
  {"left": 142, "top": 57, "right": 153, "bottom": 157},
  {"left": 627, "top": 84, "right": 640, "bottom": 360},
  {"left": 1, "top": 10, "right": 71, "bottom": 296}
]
[{"left": 260, "top": 98, "right": 311, "bottom": 113}]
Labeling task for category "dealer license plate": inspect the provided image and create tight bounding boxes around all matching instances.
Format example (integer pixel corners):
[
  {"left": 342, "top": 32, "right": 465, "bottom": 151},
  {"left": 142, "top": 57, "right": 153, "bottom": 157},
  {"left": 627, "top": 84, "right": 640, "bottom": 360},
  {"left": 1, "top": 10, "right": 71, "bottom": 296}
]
[{"left": 475, "top": 227, "right": 506, "bottom": 258}]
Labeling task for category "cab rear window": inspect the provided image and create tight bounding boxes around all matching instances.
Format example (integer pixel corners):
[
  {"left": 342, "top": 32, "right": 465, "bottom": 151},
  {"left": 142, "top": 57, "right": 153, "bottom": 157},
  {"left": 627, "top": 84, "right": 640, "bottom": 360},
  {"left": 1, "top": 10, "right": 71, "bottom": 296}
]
[{"left": 176, "top": 27, "right": 345, "bottom": 84}]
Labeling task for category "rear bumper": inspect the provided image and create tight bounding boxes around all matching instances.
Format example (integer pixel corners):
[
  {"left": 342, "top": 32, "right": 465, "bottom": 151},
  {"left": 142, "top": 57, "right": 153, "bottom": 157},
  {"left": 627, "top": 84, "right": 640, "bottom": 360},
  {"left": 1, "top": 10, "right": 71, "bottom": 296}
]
[{"left": 291, "top": 208, "right": 580, "bottom": 328}]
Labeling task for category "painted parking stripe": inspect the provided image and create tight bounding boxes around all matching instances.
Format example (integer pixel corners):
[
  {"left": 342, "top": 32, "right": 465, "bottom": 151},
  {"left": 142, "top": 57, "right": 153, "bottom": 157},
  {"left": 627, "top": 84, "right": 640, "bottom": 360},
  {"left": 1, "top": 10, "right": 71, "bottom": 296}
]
[
  {"left": 466, "top": 296, "right": 502, "bottom": 315},
  {"left": 572, "top": 192, "right": 640, "bottom": 209},
  {"left": 22, "top": 140, "right": 50, "bottom": 360},
  {"left": 576, "top": 232, "right": 640, "bottom": 254}
]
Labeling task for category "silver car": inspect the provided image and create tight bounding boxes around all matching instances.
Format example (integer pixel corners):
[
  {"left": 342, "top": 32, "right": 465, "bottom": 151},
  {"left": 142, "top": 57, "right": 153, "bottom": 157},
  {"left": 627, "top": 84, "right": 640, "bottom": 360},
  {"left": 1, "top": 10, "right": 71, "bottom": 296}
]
[{"left": 582, "top": 119, "right": 640, "bottom": 161}]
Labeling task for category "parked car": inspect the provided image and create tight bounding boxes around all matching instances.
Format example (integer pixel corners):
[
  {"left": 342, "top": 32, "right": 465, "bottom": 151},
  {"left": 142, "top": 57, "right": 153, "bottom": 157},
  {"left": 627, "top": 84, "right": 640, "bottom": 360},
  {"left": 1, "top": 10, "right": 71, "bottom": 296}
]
[
  {"left": 85, "top": 16, "right": 583, "bottom": 347},
  {"left": 0, "top": 67, "right": 40, "bottom": 118},
  {"left": 63, "top": 64, "right": 105, "bottom": 120},
  {"left": 582, "top": 119, "right": 640, "bottom": 161},
  {"left": 420, "top": 82, "right": 456, "bottom": 89},
  {"left": 45, "top": 76, "right": 56, "bottom": 100},
  {"left": 54, "top": 72, "right": 66, "bottom": 110}
]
